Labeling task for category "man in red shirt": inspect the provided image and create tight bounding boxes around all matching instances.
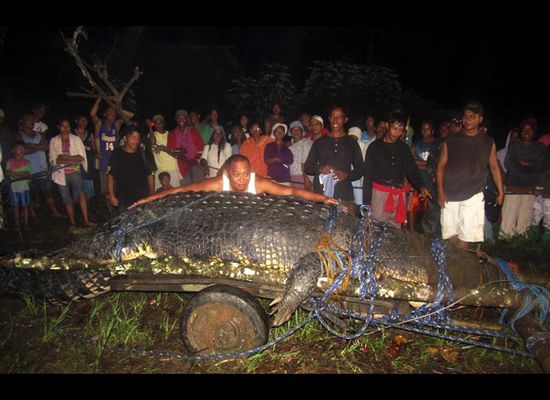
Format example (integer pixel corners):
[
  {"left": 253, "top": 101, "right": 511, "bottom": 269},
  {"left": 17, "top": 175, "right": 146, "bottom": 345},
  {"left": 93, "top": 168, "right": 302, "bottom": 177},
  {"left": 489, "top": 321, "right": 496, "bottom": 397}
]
[{"left": 168, "top": 109, "right": 205, "bottom": 186}]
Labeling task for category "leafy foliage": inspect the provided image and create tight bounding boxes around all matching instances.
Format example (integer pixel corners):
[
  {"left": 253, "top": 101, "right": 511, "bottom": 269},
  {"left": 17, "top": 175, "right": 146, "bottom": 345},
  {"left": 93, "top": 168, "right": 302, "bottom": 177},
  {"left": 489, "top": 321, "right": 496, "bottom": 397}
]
[
  {"left": 226, "top": 63, "right": 296, "bottom": 122},
  {"left": 299, "top": 61, "right": 402, "bottom": 118},
  {"left": 226, "top": 61, "right": 423, "bottom": 124}
]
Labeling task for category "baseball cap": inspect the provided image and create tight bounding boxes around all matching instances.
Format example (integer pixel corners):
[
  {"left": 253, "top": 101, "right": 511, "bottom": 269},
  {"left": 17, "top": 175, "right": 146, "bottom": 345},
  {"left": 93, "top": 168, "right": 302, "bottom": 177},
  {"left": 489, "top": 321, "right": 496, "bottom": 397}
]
[
  {"left": 175, "top": 109, "right": 189, "bottom": 119},
  {"left": 271, "top": 123, "right": 288, "bottom": 138},
  {"left": 289, "top": 120, "right": 304, "bottom": 132},
  {"left": 152, "top": 114, "right": 165, "bottom": 122},
  {"left": 310, "top": 115, "right": 324, "bottom": 126}
]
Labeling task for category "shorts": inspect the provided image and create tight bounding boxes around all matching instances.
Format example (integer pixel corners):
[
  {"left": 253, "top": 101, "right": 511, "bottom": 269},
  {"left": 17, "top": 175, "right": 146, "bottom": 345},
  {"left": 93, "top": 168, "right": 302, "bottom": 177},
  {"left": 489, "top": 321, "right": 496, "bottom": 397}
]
[
  {"left": 440, "top": 192, "right": 485, "bottom": 242},
  {"left": 82, "top": 179, "right": 95, "bottom": 199},
  {"left": 10, "top": 190, "right": 31, "bottom": 207},
  {"left": 57, "top": 172, "right": 84, "bottom": 206},
  {"left": 30, "top": 176, "right": 53, "bottom": 199}
]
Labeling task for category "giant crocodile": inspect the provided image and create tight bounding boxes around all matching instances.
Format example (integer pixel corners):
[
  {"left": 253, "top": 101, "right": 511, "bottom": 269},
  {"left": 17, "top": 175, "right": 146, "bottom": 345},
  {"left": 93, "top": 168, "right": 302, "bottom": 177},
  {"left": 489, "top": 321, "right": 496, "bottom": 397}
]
[{"left": 0, "top": 191, "right": 547, "bottom": 329}]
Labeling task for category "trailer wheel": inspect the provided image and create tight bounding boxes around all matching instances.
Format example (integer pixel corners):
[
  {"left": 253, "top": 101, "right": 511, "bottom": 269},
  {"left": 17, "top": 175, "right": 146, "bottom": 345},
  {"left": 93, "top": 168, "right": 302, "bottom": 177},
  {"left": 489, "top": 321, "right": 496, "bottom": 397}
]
[{"left": 180, "top": 285, "right": 269, "bottom": 355}]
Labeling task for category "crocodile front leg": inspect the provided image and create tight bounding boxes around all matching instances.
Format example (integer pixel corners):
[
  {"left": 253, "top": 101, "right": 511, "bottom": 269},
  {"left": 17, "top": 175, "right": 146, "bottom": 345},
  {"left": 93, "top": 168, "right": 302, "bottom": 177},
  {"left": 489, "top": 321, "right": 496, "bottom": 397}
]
[{"left": 270, "top": 252, "right": 322, "bottom": 326}]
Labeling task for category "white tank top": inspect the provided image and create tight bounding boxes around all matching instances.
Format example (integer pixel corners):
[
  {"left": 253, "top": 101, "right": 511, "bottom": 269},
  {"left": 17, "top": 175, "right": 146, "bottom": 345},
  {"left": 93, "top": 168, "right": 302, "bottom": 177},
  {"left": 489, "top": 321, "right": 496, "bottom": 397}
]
[{"left": 222, "top": 172, "right": 256, "bottom": 194}]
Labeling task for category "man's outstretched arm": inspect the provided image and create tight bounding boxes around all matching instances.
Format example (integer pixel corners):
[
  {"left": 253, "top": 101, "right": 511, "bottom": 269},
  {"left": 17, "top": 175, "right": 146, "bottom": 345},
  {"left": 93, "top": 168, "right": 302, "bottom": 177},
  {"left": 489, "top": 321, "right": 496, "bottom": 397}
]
[
  {"left": 129, "top": 177, "right": 221, "bottom": 208},
  {"left": 256, "top": 175, "right": 338, "bottom": 205}
]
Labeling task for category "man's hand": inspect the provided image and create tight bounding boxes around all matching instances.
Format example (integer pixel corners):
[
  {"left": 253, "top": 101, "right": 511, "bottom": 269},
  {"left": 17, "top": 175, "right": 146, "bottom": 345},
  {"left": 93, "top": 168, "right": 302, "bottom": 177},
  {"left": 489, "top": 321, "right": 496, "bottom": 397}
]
[
  {"left": 418, "top": 187, "right": 432, "bottom": 201},
  {"left": 128, "top": 198, "right": 147, "bottom": 209},
  {"left": 319, "top": 165, "right": 332, "bottom": 175},
  {"left": 333, "top": 170, "right": 348, "bottom": 182},
  {"left": 496, "top": 191, "right": 505, "bottom": 206},
  {"left": 437, "top": 190, "right": 447, "bottom": 208},
  {"left": 108, "top": 195, "right": 119, "bottom": 207},
  {"left": 200, "top": 159, "right": 209, "bottom": 175},
  {"left": 323, "top": 197, "right": 339, "bottom": 206}
]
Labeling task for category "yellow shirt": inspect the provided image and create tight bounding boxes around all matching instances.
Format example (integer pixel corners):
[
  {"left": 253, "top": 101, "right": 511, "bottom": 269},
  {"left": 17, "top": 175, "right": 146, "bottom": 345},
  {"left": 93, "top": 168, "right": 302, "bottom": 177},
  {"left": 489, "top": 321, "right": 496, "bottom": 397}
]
[{"left": 153, "top": 131, "right": 178, "bottom": 172}]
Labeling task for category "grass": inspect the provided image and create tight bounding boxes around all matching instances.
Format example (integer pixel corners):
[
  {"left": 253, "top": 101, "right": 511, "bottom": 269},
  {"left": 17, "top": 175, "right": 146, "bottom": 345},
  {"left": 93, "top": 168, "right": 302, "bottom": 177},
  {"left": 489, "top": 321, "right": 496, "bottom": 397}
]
[
  {"left": 0, "top": 291, "right": 543, "bottom": 373},
  {"left": 21, "top": 294, "right": 40, "bottom": 319},
  {"left": 81, "top": 293, "right": 156, "bottom": 371},
  {"left": 483, "top": 228, "right": 550, "bottom": 263},
  {"left": 0, "top": 313, "right": 14, "bottom": 347},
  {"left": 241, "top": 351, "right": 269, "bottom": 373},
  {"left": 42, "top": 301, "right": 72, "bottom": 343},
  {"left": 160, "top": 311, "right": 178, "bottom": 341}
]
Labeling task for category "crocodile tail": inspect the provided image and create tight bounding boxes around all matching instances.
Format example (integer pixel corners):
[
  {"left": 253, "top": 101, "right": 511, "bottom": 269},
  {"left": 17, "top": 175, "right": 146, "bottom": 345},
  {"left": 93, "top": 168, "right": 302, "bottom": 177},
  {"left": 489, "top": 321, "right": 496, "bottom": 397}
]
[{"left": 0, "top": 266, "right": 115, "bottom": 304}]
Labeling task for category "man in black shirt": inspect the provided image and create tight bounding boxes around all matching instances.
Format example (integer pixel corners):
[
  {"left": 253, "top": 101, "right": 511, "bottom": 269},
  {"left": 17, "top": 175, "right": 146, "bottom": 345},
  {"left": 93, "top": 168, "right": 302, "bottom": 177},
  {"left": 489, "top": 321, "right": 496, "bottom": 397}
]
[
  {"left": 304, "top": 106, "right": 364, "bottom": 215},
  {"left": 363, "top": 112, "right": 431, "bottom": 229},
  {"left": 107, "top": 126, "right": 155, "bottom": 214}
]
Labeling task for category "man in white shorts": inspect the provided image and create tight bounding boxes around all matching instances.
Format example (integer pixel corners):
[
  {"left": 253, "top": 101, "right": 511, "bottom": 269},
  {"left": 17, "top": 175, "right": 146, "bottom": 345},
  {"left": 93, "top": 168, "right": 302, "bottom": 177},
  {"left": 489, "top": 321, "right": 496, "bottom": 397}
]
[{"left": 436, "top": 101, "right": 504, "bottom": 250}]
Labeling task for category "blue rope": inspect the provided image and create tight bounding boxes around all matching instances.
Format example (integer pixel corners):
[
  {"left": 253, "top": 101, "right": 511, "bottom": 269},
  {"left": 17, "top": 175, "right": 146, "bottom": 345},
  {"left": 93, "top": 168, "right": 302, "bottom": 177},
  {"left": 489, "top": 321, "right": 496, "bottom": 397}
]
[
  {"left": 407, "top": 239, "right": 455, "bottom": 326},
  {"left": 355, "top": 205, "right": 385, "bottom": 300},
  {"left": 305, "top": 206, "right": 532, "bottom": 356},
  {"left": 494, "top": 257, "right": 550, "bottom": 328}
]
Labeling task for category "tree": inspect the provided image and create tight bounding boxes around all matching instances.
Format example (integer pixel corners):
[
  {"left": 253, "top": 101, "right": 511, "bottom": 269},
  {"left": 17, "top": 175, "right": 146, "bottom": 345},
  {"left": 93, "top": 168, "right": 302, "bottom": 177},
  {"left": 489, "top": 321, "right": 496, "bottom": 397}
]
[
  {"left": 225, "top": 63, "right": 296, "bottom": 122},
  {"left": 61, "top": 26, "right": 142, "bottom": 124},
  {"left": 298, "top": 61, "right": 402, "bottom": 118},
  {"left": 225, "top": 60, "right": 444, "bottom": 126}
]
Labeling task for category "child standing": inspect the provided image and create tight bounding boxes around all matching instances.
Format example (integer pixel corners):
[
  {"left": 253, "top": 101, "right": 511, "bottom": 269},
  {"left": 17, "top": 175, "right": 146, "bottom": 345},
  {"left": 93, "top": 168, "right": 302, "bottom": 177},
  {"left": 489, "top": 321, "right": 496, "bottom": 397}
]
[{"left": 6, "top": 141, "right": 32, "bottom": 235}]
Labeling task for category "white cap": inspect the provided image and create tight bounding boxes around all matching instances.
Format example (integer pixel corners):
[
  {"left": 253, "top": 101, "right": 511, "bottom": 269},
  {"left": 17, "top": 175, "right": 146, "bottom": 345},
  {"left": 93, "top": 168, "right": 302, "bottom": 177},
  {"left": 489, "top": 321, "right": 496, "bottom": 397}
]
[
  {"left": 310, "top": 115, "right": 323, "bottom": 126},
  {"left": 271, "top": 123, "right": 288, "bottom": 138}
]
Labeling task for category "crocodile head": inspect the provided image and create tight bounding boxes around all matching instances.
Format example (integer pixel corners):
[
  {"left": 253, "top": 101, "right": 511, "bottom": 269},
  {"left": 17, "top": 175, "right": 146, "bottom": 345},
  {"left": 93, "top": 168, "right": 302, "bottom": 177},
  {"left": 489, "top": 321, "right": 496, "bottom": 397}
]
[{"left": 65, "top": 230, "right": 159, "bottom": 264}]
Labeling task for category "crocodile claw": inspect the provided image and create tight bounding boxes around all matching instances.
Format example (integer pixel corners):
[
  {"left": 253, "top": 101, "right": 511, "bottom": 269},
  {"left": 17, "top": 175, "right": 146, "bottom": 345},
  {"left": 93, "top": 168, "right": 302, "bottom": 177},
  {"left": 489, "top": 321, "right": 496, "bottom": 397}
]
[{"left": 269, "top": 296, "right": 283, "bottom": 308}]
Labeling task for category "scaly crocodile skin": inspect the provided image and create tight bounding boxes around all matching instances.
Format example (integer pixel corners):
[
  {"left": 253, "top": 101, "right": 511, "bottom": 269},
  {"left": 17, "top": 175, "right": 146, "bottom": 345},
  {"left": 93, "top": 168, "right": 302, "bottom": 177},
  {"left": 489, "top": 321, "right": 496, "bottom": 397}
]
[{"left": 0, "top": 191, "right": 437, "bottom": 325}]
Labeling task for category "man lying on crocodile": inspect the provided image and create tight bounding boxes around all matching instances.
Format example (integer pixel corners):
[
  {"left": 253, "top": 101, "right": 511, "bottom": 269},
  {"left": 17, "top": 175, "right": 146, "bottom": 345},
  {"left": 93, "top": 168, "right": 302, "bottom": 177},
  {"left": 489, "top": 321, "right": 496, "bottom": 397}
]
[{"left": 130, "top": 154, "right": 339, "bottom": 208}]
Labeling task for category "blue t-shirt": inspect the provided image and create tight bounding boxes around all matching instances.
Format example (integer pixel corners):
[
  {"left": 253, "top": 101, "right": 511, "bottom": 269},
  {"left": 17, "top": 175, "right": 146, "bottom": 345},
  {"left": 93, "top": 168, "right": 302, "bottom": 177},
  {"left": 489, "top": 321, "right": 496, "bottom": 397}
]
[
  {"left": 98, "top": 122, "right": 119, "bottom": 172},
  {"left": 19, "top": 131, "right": 48, "bottom": 174}
]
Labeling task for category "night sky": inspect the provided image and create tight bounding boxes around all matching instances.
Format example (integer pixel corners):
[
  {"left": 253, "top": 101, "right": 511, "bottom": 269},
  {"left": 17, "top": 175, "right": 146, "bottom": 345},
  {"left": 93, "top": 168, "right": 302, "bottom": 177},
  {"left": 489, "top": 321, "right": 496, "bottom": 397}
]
[{"left": 1, "top": 24, "right": 549, "bottom": 147}]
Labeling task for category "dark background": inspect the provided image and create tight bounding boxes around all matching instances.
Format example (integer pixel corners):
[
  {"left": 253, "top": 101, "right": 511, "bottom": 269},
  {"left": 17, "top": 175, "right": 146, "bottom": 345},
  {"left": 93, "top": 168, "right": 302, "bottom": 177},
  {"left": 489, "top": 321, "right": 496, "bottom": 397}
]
[{"left": 1, "top": 24, "right": 549, "bottom": 147}]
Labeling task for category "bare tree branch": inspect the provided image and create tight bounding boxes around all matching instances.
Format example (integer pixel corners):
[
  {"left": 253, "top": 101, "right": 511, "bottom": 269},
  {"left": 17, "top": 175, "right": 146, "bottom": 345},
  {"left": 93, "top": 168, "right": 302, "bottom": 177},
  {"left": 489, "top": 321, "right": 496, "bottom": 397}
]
[
  {"left": 67, "top": 92, "right": 117, "bottom": 100},
  {"left": 61, "top": 28, "right": 108, "bottom": 99},
  {"left": 62, "top": 26, "right": 143, "bottom": 125},
  {"left": 95, "top": 63, "right": 120, "bottom": 96},
  {"left": 119, "top": 67, "right": 143, "bottom": 100}
]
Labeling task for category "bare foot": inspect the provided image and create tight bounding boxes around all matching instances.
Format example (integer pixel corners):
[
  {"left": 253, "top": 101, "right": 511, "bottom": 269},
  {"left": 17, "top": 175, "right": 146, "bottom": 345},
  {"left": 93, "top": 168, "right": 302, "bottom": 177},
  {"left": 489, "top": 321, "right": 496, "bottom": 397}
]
[
  {"left": 52, "top": 213, "right": 68, "bottom": 219},
  {"left": 83, "top": 221, "right": 97, "bottom": 227}
]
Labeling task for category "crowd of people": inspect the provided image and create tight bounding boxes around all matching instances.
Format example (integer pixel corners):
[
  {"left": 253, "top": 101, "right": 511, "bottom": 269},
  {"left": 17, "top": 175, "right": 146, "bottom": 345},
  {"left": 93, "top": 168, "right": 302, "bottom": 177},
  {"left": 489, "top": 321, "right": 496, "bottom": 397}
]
[{"left": 0, "top": 99, "right": 549, "bottom": 249}]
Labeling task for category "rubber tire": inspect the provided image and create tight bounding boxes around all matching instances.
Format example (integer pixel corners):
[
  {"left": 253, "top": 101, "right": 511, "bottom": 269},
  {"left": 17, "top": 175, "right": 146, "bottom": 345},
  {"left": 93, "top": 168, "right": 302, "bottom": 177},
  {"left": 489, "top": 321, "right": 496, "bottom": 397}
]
[{"left": 180, "top": 285, "right": 269, "bottom": 355}]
